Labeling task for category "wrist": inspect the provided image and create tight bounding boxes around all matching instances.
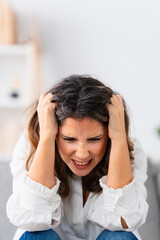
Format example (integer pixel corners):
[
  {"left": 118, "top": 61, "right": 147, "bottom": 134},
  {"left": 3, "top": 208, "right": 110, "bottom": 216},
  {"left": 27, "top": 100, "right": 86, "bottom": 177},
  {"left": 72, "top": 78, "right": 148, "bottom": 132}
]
[
  {"left": 39, "top": 133, "right": 57, "bottom": 143},
  {"left": 111, "top": 134, "right": 127, "bottom": 144}
]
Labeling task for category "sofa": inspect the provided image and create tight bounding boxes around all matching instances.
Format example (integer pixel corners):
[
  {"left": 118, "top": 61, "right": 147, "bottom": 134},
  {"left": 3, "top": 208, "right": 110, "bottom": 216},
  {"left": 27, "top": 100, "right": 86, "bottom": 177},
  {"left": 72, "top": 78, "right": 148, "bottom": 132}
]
[
  {"left": 138, "top": 159, "right": 160, "bottom": 239},
  {"left": 1, "top": 159, "right": 160, "bottom": 240}
]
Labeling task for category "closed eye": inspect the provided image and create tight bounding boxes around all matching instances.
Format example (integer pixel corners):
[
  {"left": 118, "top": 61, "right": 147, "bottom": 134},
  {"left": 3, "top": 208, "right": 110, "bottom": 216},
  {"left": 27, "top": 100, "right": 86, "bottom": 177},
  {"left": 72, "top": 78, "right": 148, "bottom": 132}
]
[
  {"left": 88, "top": 138, "right": 101, "bottom": 141},
  {"left": 63, "top": 138, "right": 75, "bottom": 142},
  {"left": 61, "top": 134, "right": 103, "bottom": 142}
]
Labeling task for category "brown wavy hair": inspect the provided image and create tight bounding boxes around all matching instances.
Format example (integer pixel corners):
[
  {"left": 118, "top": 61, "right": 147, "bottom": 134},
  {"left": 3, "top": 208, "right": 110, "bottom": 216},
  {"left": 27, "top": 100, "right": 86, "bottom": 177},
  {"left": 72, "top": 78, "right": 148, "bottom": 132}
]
[{"left": 26, "top": 74, "right": 134, "bottom": 198}]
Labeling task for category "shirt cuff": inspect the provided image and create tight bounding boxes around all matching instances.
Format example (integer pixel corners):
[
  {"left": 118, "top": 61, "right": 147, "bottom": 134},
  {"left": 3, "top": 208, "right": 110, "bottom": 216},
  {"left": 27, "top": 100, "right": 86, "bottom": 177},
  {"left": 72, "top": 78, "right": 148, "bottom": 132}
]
[
  {"left": 20, "top": 176, "right": 61, "bottom": 214},
  {"left": 99, "top": 175, "right": 137, "bottom": 214}
]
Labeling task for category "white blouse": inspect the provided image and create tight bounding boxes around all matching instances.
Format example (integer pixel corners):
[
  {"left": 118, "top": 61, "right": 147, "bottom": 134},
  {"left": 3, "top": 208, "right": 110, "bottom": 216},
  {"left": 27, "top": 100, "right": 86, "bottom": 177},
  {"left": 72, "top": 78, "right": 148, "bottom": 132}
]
[{"left": 6, "top": 130, "right": 149, "bottom": 240}]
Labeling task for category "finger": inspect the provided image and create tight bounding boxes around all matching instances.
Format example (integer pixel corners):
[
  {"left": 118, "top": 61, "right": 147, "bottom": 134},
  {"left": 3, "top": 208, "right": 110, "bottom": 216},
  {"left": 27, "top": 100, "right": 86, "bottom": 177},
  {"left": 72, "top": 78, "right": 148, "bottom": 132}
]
[
  {"left": 49, "top": 102, "right": 58, "bottom": 112},
  {"left": 40, "top": 93, "right": 53, "bottom": 106},
  {"left": 46, "top": 93, "right": 53, "bottom": 102},
  {"left": 37, "top": 93, "right": 46, "bottom": 111},
  {"left": 108, "top": 96, "right": 118, "bottom": 109},
  {"left": 39, "top": 93, "right": 46, "bottom": 103},
  {"left": 115, "top": 94, "right": 123, "bottom": 103},
  {"left": 111, "top": 94, "right": 120, "bottom": 102},
  {"left": 107, "top": 102, "right": 115, "bottom": 114},
  {"left": 110, "top": 94, "right": 123, "bottom": 108},
  {"left": 37, "top": 93, "right": 51, "bottom": 112},
  {"left": 43, "top": 93, "right": 57, "bottom": 111}
]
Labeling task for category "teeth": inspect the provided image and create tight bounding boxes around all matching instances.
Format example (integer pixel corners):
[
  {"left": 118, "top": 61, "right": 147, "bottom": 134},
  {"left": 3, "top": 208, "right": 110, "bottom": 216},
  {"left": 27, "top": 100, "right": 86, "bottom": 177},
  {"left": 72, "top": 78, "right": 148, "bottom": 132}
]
[{"left": 74, "top": 160, "right": 91, "bottom": 165}]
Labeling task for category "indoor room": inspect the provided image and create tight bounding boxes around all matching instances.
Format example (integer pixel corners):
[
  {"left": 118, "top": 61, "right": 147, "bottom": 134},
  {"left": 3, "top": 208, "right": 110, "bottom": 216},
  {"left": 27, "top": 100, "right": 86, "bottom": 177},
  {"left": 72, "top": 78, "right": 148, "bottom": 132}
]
[{"left": 0, "top": 1, "right": 160, "bottom": 240}]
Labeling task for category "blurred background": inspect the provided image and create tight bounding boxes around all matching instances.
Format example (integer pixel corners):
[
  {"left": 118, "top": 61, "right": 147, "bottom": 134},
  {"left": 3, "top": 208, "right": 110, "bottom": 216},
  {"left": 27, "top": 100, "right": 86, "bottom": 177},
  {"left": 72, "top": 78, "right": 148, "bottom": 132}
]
[{"left": 0, "top": 0, "right": 160, "bottom": 240}]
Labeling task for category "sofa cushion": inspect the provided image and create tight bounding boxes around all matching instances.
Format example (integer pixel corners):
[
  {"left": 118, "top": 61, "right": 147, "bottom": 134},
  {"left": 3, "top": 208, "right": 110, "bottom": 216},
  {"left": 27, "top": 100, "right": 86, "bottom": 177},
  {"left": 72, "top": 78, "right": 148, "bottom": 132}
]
[
  {"left": 0, "top": 161, "right": 16, "bottom": 240},
  {"left": 1, "top": 159, "right": 160, "bottom": 240},
  {"left": 155, "top": 163, "right": 160, "bottom": 204},
  {"left": 138, "top": 159, "right": 160, "bottom": 240}
]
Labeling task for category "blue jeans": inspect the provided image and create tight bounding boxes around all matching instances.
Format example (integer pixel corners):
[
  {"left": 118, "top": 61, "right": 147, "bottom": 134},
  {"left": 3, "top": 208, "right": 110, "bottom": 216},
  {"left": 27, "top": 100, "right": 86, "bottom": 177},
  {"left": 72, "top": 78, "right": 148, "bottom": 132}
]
[{"left": 19, "top": 229, "right": 138, "bottom": 240}]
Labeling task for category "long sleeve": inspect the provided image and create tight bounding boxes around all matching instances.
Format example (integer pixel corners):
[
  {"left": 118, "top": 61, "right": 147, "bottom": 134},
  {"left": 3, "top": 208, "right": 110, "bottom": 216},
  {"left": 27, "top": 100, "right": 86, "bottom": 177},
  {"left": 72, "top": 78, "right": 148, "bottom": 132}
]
[
  {"left": 87, "top": 138, "right": 149, "bottom": 232},
  {"left": 6, "top": 130, "right": 63, "bottom": 231}
]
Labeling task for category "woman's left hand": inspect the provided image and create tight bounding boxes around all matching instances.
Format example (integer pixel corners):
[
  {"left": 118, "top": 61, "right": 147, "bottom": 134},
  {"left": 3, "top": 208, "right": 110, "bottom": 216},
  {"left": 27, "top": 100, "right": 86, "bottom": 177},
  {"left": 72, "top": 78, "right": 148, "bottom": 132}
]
[
  {"left": 107, "top": 94, "right": 126, "bottom": 141},
  {"left": 106, "top": 95, "right": 133, "bottom": 230}
]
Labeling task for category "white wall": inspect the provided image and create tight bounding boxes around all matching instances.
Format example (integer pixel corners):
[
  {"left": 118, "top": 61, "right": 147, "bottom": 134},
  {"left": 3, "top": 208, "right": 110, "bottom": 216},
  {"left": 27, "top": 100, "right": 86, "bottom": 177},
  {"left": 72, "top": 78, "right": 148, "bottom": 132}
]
[{"left": 10, "top": 0, "right": 160, "bottom": 163}]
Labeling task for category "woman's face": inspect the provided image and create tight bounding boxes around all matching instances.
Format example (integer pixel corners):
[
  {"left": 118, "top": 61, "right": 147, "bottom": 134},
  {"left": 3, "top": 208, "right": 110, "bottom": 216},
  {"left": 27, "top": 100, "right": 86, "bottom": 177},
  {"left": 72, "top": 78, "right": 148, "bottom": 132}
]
[{"left": 56, "top": 117, "right": 108, "bottom": 177}]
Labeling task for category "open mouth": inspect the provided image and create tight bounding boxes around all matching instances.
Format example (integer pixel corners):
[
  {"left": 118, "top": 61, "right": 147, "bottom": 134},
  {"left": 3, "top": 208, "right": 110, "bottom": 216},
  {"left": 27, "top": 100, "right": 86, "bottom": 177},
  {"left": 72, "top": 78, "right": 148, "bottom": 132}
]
[{"left": 72, "top": 159, "right": 92, "bottom": 169}]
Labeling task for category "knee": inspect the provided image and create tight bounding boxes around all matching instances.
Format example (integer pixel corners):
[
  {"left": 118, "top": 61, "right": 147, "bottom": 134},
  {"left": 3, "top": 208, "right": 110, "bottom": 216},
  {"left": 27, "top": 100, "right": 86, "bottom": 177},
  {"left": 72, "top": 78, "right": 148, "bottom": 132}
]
[
  {"left": 19, "top": 229, "right": 61, "bottom": 240},
  {"left": 97, "top": 230, "right": 138, "bottom": 240}
]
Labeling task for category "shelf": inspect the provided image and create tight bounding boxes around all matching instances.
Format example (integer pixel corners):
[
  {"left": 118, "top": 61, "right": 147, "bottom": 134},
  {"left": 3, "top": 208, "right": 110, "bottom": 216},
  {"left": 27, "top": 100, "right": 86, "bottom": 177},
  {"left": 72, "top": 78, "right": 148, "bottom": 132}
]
[
  {"left": 0, "top": 153, "right": 12, "bottom": 162},
  {"left": 0, "top": 44, "right": 32, "bottom": 56},
  {"left": 0, "top": 98, "right": 31, "bottom": 109},
  {"left": 0, "top": 40, "right": 42, "bottom": 162},
  {"left": 0, "top": 43, "right": 36, "bottom": 111},
  {"left": 0, "top": 103, "right": 29, "bottom": 109}
]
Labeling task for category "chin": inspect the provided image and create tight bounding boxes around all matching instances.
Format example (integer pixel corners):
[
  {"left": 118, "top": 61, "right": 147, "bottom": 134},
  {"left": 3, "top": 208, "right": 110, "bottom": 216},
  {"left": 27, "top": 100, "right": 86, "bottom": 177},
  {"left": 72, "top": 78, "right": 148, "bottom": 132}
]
[
  {"left": 74, "top": 172, "right": 89, "bottom": 177},
  {"left": 71, "top": 168, "right": 92, "bottom": 177}
]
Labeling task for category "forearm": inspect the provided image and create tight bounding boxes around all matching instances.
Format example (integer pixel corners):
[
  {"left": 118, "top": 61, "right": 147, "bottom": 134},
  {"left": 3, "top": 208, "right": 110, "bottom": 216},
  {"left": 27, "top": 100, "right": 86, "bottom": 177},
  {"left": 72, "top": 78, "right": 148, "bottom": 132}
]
[
  {"left": 27, "top": 136, "right": 56, "bottom": 189},
  {"left": 105, "top": 137, "right": 133, "bottom": 228},
  {"left": 105, "top": 137, "right": 133, "bottom": 189}
]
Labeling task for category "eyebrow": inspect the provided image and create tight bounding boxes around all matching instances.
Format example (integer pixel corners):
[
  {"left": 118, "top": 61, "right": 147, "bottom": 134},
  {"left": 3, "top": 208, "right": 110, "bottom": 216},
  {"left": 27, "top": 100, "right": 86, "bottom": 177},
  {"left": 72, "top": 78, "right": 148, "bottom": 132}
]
[{"left": 60, "top": 134, "right": 103, "bottom": 139}]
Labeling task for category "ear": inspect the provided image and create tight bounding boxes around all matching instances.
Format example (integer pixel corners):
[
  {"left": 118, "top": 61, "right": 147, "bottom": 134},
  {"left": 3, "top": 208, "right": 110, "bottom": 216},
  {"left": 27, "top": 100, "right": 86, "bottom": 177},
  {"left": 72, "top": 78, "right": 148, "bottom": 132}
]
[
  {"left": 55, "top": 135, "right": 58, "bottom": 142},
  {"left": 55, "top": 133, "right": 60, "bottom": 146}
]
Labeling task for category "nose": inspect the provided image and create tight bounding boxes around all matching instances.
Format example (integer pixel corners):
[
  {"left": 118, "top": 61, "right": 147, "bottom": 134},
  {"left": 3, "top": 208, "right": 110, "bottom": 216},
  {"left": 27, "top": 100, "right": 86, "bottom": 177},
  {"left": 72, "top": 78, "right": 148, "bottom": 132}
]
[{"left": 75, "top": 142, "right": 90, "bottom": 160}]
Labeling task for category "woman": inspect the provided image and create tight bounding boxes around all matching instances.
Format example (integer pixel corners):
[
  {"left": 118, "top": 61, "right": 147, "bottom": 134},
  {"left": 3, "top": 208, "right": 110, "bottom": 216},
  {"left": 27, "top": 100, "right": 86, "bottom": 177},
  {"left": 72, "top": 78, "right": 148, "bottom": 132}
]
[{"left": 6, "top": 75, "right": 148, "bottom": 240}]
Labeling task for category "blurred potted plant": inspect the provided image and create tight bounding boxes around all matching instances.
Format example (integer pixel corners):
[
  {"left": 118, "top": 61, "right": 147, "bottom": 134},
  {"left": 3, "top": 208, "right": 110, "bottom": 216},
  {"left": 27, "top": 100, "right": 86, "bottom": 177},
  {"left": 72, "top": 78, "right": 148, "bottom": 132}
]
[{"left": 157, "top": 126, "right": 160, "bottom": 137}]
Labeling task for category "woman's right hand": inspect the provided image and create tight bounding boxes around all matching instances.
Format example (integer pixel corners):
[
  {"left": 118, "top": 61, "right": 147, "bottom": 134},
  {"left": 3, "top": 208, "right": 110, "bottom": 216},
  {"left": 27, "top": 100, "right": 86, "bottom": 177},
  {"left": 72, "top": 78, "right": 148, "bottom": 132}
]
[
  {"left": 37, "top": 93, "right": 58, "bottom": 140},
  {"left": 27, "top": 93, "right": 57, "bottom": 188}
]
